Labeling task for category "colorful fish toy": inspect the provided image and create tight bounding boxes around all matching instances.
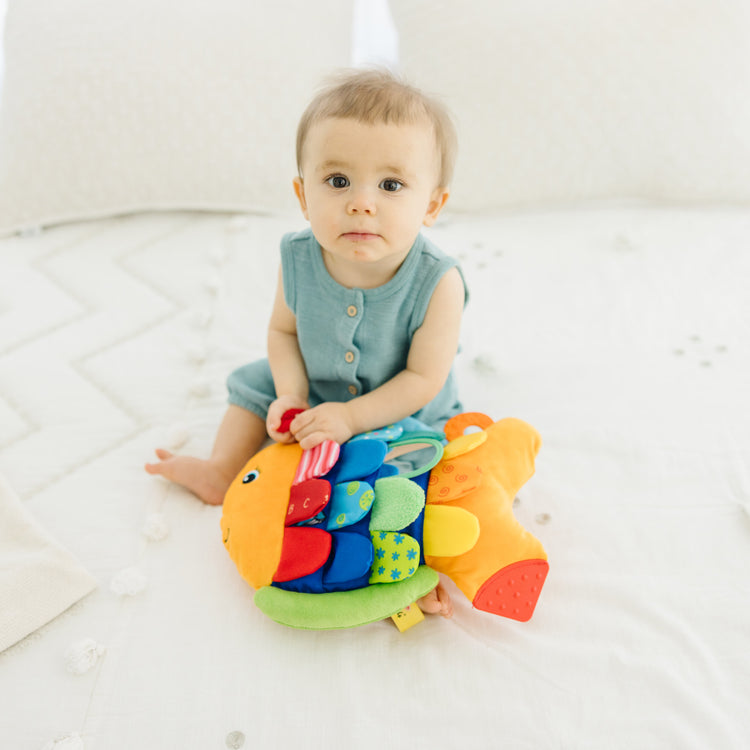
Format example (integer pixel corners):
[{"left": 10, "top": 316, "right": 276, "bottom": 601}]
[{"left": 220, "top": 411, "right": 549, "bottom": 630}]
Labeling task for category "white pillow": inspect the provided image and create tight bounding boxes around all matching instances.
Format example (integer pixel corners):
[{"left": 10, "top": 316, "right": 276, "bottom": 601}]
[
  {"left": 391, "top": 1, "right": 750, "bottom": 212},
  {"left": 0, "top": 1, "right": 352, "bottom": 236}
]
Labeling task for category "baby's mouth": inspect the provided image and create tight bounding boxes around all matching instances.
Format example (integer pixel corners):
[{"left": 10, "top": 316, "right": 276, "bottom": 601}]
[{"left": 342, "top": 232, "right": 380, "bottom": 242}]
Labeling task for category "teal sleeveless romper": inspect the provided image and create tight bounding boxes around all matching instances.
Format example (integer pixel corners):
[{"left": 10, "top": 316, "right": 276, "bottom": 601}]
[{"left": 227, "top": 227, "right": 468, "bottom": 429}]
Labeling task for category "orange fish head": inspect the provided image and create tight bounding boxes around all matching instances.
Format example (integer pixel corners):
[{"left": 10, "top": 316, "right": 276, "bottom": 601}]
[{"left": 221, "top": 441, "right": 303, "bottom": 589}]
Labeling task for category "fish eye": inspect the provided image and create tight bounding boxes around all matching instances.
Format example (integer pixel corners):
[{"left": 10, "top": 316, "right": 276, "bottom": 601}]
[{"left": 242, "top": 470, "right": 260, "bottom": 484}]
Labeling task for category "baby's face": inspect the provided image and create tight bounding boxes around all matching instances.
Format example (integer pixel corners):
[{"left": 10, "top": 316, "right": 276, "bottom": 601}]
[{"left": 294, "top": 117, "right": 448, "bottom": 286}]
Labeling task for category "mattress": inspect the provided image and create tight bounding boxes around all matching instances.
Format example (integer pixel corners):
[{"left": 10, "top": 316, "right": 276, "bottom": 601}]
[{"left": 1, "top": 205, "right": 748, "bottom": 749}]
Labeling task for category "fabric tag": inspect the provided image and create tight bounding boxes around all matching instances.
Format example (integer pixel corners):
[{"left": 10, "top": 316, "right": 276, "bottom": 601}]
[{"left": 391, "top": 603, "right": 424, "bottom": 632}]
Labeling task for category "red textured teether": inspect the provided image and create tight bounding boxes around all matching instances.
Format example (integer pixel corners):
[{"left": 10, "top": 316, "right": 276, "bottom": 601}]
[
  {"left": 473, "top": 559, "right": 549, "bottom": 622},
  {"left": 279, "top": 408, "right": 305, "bottom": 433}
]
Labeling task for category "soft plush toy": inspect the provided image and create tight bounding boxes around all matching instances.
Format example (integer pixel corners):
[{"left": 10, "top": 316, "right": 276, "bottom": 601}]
[{"left": 220, "top": 412, "right": 548, "bottom": 629}]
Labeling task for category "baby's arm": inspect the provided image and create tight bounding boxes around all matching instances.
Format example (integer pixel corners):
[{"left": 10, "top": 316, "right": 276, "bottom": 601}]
[
  {"left": 267, "top": 266, "right": 310, "bottom": 442},
  {"left": 291, "top": 267, "right": 465, "bottom": 449}
]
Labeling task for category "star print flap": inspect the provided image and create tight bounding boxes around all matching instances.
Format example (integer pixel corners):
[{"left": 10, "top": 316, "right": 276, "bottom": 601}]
[{"left": 368, "top": 531, "right": 420, "bottom": 585}]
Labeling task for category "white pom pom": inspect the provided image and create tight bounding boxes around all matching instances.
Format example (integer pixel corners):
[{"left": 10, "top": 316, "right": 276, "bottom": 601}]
[
  {"left": 203, "top": 275, "right": 221, "bottom": 295},
  {"left": 472, "top": 354, "right": 498, "bottom": 375},
  {"left": 42, "top": 733, "right": 84, "bottom": 750},
  {"left": 110, "top": 567, "right": 148, "bottom": 597},
  {"left": 186, "top": 344, "right": 208, "bottom": 365},
  {"left": 142, "top": 513, "right": 169, "bottom": 542},
  {"left": 613, "top": 233, "right": 635, "bottom": 253},
  {"left": 209, "top": 245, "right": 228, "bottom": 264},
  {"left": 226, "top": 730, "right": 246, "bottom": 748},
  {"left": 189, "top": 379, "right": 210, "bottom": 398},
  {"left": 166, "top": 424, "right": 190, "bottom": 450},
  {"left": 64, "top": 639, "right": 106, "bottom": 675}
]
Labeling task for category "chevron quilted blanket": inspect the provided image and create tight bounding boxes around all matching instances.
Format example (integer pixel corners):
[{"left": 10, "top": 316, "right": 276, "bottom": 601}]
[{"left": 1, "top": 208, "right": 749, "bottom": 749}]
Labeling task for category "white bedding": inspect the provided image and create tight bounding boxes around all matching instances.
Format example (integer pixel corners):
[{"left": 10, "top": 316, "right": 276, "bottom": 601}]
[{"left": 0, "top": 205, "right": 749, "bottom": 748}]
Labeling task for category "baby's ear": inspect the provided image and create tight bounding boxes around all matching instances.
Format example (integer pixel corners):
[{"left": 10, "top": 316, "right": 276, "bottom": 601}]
[
  {"left": 293, "top": 177, "right": 310, "bottom": 220},
  {"left": 423, "top": 187, "right": 450, "bottom": 227}
]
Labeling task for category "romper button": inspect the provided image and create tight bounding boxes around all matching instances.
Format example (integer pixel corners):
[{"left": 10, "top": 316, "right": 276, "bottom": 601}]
[
  {"left": 348, "top": 385, "right": 358, "bottom": 395},
  {"left": 345, "top": 351, "right": 355, "bottom": 363},
  {"left": 347, "top": 305, "right": 358, "bottom": 317}
]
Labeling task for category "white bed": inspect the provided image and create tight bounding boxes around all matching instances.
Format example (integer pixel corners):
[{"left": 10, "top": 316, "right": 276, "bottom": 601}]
[{"left": 1, "top": 2, "right": 749, "bottom": 749}]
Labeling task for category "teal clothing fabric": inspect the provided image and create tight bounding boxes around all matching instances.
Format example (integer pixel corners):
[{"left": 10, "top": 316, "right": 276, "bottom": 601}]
[{"left": 227, "top": 227, "right": 467, "bottom": 429}]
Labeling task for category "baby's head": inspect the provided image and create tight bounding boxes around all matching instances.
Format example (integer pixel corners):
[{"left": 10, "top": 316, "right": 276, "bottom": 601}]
[{"left": 296, "top": 69, "right": 457, "bottom": 192}]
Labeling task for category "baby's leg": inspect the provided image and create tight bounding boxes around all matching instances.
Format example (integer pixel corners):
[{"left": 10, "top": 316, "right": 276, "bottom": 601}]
[
  {"left": 417, "top": 578, "right": 454, "bottom": 618},
  {"left": 145, "top": 405, "right": 266, "bottom": 505}
]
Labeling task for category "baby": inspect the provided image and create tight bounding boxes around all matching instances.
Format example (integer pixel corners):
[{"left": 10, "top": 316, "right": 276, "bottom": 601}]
[{"left": 146, "top": 69, "right": 467, "bottom": 617}]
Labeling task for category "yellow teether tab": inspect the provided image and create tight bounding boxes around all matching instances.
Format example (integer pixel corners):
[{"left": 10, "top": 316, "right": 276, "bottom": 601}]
[
  {"left": 442, "top": 431, "right": 487, "bottom": 460},
  {"left": 423, "top": 505, "right": 480, "bottom": 557},
  {"left": 391, "top": 603, "right": 425, "bottom": 632}
]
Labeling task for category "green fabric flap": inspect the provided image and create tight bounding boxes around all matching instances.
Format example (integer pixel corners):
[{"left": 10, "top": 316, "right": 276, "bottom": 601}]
[{"left": 254, "top": 566, "right": 439, "bottom": 629}]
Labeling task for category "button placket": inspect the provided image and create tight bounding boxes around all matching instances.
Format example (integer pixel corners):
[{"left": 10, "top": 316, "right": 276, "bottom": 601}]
[{"left": 339, "top": 292, "right": 363, "bottom": 397}]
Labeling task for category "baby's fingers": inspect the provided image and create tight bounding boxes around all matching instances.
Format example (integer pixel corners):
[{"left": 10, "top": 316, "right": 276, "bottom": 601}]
[
  {"left": 297, "top": 431, "right": 327, "bottom": 451},
  {"left": 268, "top": 429, "right": 297, "bottom": 445},
  {"left": 289, "top": 410, "right": 314, "bottom": 436}
]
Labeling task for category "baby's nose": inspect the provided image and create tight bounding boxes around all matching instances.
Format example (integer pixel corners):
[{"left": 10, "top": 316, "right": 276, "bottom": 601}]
[{"left": 346, "top": 188, "right": 376, "bottom": 215}]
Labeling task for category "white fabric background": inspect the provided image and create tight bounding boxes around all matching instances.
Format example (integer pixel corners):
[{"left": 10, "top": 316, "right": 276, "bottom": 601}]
[
  {"left": 1, "top": 3, "right": 749, "bottom": 747},
  {"left": 0, "top": 206, "right": 748, "bottom": 748},
  {"left": 0, "top": 1, "right": 7, "bottom": 101},
  {"left": 0, "top": 0, "right": 352, "bottom": 235},
  {"left": 0, "top": 0, "right": 389, "bottom": 658},
  {"left": 392, "top": 0, "right": 750, "bottom": 212}
]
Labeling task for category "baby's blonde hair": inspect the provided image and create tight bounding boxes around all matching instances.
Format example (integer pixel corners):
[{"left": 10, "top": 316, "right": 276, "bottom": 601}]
[{"left": 296, "top": 69, "right": 457, "bottom": 188}]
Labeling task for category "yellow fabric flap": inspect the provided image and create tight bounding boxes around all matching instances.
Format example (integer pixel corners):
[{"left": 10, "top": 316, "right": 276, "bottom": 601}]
[
  {"left": 422, "top": 505, "right": 480, "bottom": 558},
  {"left": 441, "top": 430, "right": 487, "bottom": 460}
]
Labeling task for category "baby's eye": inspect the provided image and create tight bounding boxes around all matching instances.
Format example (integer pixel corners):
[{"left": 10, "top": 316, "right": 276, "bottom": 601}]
[
  {"left": 379, "top": 179, "right": 403, "bottom": 193},
  {"left": 326, "top": 175, "right": 350, "bottom": 189}
]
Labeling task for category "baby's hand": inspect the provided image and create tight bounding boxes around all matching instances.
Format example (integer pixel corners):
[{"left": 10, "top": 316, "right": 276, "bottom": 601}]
[
  {"left": 267, "top": 395, "right": 309, "bottom": 443},
  {"left": 290, "top": 402, "right": 355, "bottom": 451}
]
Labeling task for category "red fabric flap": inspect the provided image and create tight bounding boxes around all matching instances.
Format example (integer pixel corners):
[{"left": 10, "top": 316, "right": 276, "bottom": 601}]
[{"left": 273, "top": 527, "right": 332, "bottom": 583}]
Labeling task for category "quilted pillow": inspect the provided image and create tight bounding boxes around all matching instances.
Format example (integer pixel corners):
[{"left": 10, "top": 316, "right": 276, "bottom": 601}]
[
  {"left": 391, "top": 0, "right": 750, "bottom": 212},
  {"left": 0, "top": 0, "right": 352, "bottom": 236}
]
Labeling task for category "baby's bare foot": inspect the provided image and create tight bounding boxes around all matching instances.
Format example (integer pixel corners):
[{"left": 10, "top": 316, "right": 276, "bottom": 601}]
[
  {"left": 144, "top": 450, "right": 233, "bottom": 506},
  {"left": 417, "top": 581, "right": 454, "bottom": 618}
]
